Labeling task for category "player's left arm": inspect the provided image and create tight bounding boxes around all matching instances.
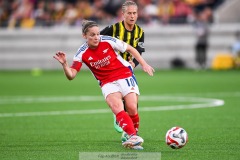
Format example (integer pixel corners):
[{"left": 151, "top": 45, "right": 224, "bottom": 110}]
[
  {"left": 108, "top": 36, "right": 153, "bottom": 76},
  {"left": 126, "top": 44, "right": 154, "bottom": 76},
  {"left": 132, "top": 32, "right": 145, "bottom": 67}
]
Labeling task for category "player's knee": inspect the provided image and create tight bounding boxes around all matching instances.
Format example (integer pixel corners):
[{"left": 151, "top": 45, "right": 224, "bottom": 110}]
[{"left": 125, "top": 103, "right": 138, "bottom": 115}]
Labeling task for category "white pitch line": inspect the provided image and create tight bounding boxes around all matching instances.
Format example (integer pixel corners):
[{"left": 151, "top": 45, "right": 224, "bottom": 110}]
[
  {"left": 0, "top": 95, "right": 225, "bottom": 118},
  {"left": 0, "top": 109, "right": 111, "bottom": 117},
  {"left": 0, "top": 94, "right": 232, "bottom": 104},
  {"left": 161, "top": 92, "right": 240, "bottom": 98},
  {"left": 141, "top": 99, "right": 224, "bottom": 111},
  {"left": 0, "top": 96, "right": 104, "bottom": 104}
]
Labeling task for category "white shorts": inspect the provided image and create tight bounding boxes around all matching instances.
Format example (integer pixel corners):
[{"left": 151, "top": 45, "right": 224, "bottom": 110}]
[{"left": 101, "top": 75, "right": 140, "bottom": 99}]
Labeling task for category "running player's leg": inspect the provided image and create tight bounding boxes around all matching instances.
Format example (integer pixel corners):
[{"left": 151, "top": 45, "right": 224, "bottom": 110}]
[
  {"left": 124, "top": 93, "right": 140, "bottom": 133},
  {"left": 112, "top": 100, "right": 126, "bottom": 133},
  {"left": 105, "top": 92, "right": 136, "bottom": 136},
  {"left": 113, "top": 113, "right": 123, "bottom": 133},
  {"left": 113, "top": 74, "right": 138, "bottom": 133},
  {"left": 121, "top": 102, "right": 140, "bottom": 143},
  {"left": 102, "top": 78, "right": 143, "bottom": 149},
  {"left": 102, "top": 82, "right": 136, "bottom": 136},
  {"left": 117, "top": 77, "right": 143, "bottom": 149},
  {"left": 121, "top": 92, "right": 143, "bottom": 149}
]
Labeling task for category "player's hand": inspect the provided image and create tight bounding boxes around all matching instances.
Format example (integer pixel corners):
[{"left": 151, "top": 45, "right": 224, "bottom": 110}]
[
  {"left": 142, "top": 64, "right": 155, "bottom": 76},
  {"left": 53, "top": 51, "right": 67, "bottom": 65},
  {"left": 128, "top": 57, "right": 135, "bottom": 68}
]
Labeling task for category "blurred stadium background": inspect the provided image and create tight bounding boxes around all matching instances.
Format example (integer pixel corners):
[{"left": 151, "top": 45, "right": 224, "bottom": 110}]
[
  {"left": 1, "top": 1, "right": 240, "bottom": 160},
  {"left": 0, "top": 0, "right": 240, "bottom": 70}
]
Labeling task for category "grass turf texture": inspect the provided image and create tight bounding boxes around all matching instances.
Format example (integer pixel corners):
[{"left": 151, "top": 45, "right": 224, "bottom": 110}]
[{"left": 0, "top": 69, "right": 239, "bottom": 160}]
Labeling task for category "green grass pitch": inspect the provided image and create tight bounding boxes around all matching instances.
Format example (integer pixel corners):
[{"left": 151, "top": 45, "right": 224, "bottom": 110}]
[{"left": 0, "top": 69, "right": 239, "bottom": 160}]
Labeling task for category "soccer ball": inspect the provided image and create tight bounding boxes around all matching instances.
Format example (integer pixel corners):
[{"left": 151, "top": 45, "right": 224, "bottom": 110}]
[{"left": 165, "top": 126, "right": 188, "bottom": 149}]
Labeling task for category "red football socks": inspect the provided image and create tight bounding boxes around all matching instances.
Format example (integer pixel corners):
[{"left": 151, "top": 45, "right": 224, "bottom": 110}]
[
  {"left": 116, "top": 110, "right": 136, "bottom": 136},
  {"left": 130, "top": 114, "right": 139, "bottom": 133}
]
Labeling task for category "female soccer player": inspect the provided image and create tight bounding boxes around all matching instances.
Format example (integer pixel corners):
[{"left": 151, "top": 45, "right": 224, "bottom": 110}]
[{"left": 53, "top": 20, "right": 154, "bottom": 150}]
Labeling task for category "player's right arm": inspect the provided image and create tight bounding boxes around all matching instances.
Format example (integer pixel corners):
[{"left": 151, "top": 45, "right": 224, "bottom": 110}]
[{"left": 53, "top": 51, "right": 78, "bottom": 80}]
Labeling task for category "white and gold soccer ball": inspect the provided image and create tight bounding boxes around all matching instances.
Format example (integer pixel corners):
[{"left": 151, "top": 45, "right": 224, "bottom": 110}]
[{"left": 165, "top": 126, "right": 188, "bottom": 149}]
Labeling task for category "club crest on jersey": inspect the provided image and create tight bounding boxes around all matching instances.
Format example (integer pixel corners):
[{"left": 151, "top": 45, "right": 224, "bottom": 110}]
[
  {"left": 88, "top": 56, "right": 93, "bottom": 60},
  {"left": 103, "top": 48, "right": 109, "bottom": 54}
]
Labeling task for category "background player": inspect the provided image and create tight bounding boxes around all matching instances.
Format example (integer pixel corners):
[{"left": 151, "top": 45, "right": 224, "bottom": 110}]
[{"left": 100, "top": 1, "right": 144, "bottom": 135}]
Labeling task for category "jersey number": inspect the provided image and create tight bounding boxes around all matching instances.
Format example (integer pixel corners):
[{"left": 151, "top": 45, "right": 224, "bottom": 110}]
[{"left": 125, "top": 77, "right": 135, "bottom": 87}]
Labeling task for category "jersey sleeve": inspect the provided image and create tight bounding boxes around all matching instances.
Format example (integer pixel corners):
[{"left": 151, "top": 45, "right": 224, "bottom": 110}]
[
  {"left": 101, "top": 36, "right": 128, "bottom": 53},
  {"left": 113, "top": 38, "right": 128, "bottom": 53},
  {"left": 70, "top": 44, "right": 86, "bottom": 72},
  {"left": 70, "top": 61, "right": 82, "bottom": 72},
  {"left": 136, "top": 31, "right": 145, "bottom": 53},
  {"left": 133, "top": 30, "right": 145, "bottom": 67}
]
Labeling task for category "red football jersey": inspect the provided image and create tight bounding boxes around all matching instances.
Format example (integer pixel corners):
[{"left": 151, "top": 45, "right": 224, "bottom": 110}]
[{"left": 71, "top": 36, "right": 133, "bottom": 87}]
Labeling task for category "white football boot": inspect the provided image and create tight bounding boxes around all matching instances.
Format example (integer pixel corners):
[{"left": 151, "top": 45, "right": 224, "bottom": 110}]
[{"left": 122, "top": 135, "right": 144, "bottom": 150}]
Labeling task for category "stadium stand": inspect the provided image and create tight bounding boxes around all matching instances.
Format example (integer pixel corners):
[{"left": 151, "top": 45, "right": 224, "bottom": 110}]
[
  {"left": 1, "top": 23, "right": 239, "bottom": 70},
  {"left": 215, "top": 0, "right": 240, "bottom": 23},
  {"left": 0, "top": 0, "right": 239, "bottom": 70}
]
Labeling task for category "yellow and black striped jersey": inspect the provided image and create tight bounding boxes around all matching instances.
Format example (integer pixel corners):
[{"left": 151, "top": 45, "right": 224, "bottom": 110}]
[{"left": 100, "top": 21, "right": 145, "bottom": 67}]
